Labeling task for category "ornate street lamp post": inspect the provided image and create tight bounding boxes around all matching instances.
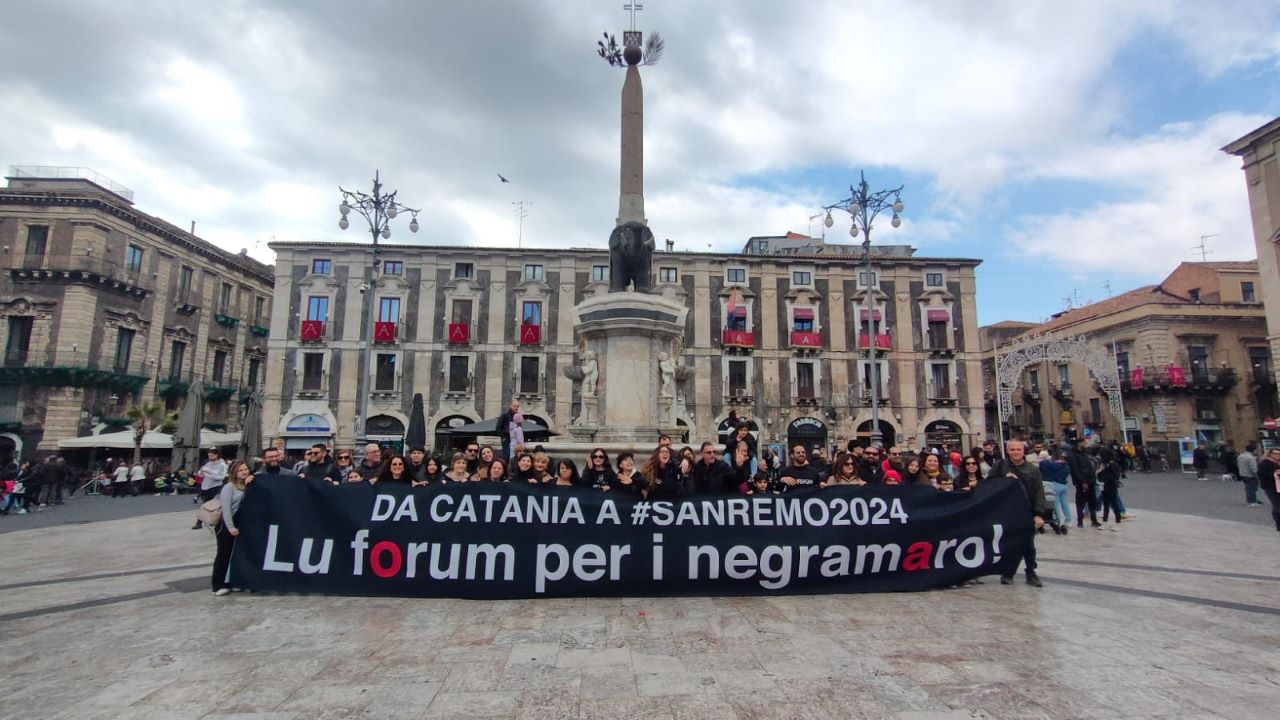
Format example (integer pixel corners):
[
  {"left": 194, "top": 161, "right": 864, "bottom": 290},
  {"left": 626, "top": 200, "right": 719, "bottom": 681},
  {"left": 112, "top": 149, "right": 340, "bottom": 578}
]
[
  {"left": 338, "top": 171, "right": 420, "bottom": 442},
  {"left": 823, "top": 171, "right": 904, "bottom": 448}
]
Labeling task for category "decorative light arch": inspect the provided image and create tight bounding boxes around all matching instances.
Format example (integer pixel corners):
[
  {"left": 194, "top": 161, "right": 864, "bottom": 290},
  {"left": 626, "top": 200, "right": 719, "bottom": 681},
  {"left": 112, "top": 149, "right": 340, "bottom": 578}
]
[{"left": 994, "top": 335, "right": 1127, "bottom": 447}]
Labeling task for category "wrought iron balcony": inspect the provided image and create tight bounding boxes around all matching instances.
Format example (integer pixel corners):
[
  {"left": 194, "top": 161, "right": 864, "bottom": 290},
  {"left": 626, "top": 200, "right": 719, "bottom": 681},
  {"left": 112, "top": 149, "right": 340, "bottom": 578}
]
[
  {"left": 10, "top": 253, "right": 152, "bottom": 299},
  {"left": 0, "top": 350, "right": 150, "bottom": 393},
  {"left": 1123, "top": 366, "right": 1237, "bottom": 395}
]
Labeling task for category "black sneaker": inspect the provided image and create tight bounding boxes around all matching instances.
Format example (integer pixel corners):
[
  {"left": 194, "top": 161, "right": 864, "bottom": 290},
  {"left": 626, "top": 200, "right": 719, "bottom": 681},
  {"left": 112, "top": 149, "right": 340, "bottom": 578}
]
[
  {"left": 191, "top": 522, "right": 203, "bottom": 530},
  {"left": 1000, "top": 576, "right": 1013, "bottom": 585},
  {"left": 1026, "top": 574, "right": 1044, "bottom": 588}
]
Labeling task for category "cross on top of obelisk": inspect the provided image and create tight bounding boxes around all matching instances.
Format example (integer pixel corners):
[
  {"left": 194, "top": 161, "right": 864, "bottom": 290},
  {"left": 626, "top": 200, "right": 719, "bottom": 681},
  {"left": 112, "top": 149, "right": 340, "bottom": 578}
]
[{"left": 624, "top": 2, "right": 643, "bottom": 31}]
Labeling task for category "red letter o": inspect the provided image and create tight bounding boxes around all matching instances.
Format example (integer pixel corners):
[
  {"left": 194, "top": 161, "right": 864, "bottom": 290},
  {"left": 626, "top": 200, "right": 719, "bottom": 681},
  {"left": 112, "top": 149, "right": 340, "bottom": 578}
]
[{"left": 370, "top": 540, "right": 403, "bottom": 579}]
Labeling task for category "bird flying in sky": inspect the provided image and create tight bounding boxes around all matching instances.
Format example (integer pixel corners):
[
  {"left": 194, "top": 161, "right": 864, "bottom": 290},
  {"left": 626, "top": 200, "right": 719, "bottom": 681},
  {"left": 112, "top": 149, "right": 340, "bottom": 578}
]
[{"left": 497, "top": 173, "right": 510, "bottom": 183}]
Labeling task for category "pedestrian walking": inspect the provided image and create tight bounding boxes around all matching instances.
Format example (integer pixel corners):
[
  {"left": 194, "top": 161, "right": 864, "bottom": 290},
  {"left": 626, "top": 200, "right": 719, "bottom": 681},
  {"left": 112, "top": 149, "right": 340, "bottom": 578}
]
[
  {"left": 1238, "top": 443, "right": 1262, "bottom": 507},
  {"left": 1192, "top": 444, "right": 1209, "bottom": 481}
]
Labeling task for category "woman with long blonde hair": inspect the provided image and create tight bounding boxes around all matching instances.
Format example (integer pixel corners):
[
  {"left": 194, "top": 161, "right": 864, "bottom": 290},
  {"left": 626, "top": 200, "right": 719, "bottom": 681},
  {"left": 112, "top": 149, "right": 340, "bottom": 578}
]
[{"left": 212, "top": 460, "right": 252, "bottom": 596}]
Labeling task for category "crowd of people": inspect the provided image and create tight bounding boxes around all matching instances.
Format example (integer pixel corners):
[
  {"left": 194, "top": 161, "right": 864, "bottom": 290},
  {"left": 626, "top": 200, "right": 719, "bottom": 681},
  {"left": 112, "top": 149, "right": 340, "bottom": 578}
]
[{"left": 204, "top": 423, "right": 1165, "bottom": 594}]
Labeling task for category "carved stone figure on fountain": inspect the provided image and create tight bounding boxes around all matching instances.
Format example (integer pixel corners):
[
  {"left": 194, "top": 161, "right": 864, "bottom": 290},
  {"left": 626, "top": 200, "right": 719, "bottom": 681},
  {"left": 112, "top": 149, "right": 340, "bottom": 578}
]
[
  {"left": 609, "top": 221, "right": 654, "bottom": 293},
  {"left": 658, "top": 352, "right": 675, "bottom": 397}
]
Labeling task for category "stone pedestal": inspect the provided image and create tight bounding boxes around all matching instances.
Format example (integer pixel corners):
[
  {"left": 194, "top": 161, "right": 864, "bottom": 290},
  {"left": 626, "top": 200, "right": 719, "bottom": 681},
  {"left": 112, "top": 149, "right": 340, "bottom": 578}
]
[{"left": 566, "top": 291, "right": 687, "bottom": 444}]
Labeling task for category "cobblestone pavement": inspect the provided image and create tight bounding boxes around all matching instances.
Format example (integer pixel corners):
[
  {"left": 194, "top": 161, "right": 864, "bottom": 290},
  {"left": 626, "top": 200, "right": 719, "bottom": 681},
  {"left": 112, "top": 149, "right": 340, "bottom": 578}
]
[{"left": 0, "top": 491, "right": 1277, "bottom": 719}]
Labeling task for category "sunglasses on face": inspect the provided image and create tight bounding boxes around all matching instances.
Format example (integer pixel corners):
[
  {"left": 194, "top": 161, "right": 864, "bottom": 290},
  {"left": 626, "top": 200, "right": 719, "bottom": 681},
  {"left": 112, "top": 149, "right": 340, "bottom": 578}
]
[
  {"left": 842, "top": 460, "right": 855, "bottom": 466},
  {"left": 592, "top": 454, "right": 605, "bottom": 459}
]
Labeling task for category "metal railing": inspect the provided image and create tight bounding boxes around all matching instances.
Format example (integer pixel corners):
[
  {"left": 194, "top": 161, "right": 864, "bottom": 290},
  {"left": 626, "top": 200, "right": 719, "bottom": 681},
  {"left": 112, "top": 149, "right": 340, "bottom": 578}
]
[
  {"left": 12, "top": 253, "right": 150, "bottom": 289},
  {"left": 7, "top": 165, "right": 135, "bottom": 201}
]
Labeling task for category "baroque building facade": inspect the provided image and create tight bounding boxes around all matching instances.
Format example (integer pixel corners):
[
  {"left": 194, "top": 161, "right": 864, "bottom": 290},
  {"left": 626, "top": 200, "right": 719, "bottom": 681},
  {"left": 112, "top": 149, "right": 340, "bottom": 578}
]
[
  {"left": 264, "top": 234, "right": 984, "bottom": 456},
  {"left": 982, "top": 261, "right": 1271, "bottom": 458},
  {"left": 0, "top": 166, "right": 275, "bottom": 460}
]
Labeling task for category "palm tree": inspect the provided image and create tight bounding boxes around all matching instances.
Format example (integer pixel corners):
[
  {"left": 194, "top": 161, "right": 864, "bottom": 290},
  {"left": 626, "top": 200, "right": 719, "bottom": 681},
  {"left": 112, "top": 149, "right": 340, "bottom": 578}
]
[{"left": 126, "top": 401, "right": 175, "bottom": 467}]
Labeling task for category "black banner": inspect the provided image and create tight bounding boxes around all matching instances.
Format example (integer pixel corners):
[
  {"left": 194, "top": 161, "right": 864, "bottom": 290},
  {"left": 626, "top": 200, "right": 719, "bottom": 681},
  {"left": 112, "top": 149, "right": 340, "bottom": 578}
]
[{"left": 229, "top": 477, "right": 1032, "bottom": 598}]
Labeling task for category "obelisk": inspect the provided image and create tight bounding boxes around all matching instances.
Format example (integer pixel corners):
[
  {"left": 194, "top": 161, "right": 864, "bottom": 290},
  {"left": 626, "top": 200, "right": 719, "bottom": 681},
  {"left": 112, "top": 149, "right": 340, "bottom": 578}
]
[{"left": 617, "top": 41, "right": 645, "bottom": 226}]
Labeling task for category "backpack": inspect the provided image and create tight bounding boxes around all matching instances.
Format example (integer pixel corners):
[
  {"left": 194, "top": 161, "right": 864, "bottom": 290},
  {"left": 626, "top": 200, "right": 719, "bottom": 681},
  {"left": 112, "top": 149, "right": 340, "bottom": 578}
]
[{"left": 197, "top": 498, "right": 223, "bottom": 533}]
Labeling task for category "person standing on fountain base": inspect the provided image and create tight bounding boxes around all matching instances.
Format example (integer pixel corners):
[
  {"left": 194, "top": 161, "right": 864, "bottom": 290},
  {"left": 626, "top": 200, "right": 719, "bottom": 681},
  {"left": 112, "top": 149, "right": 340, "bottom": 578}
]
[{"left": 496, "top": 399, "right": 520, "bottom": 460}]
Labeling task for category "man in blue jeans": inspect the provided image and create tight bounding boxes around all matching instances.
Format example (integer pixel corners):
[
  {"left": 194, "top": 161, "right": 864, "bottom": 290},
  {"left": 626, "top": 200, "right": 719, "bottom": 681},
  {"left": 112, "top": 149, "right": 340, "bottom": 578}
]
[{"left": 1039, "top": 450, "right": 1073, "bottom": 534}]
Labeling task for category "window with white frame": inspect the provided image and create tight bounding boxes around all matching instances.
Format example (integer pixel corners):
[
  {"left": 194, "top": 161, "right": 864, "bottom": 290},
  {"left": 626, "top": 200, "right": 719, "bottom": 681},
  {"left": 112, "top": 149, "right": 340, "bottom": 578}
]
[
  {"left": 592, "top": 265, "right": 609, "bottom": 283},
  {"left": 725, "top": 267, "right": 747, "bottom": 284},
  {"left": 925, "top": 271, "right": 944, "bottom": 288},
  {"left": 659, "top": 266, "right": 678, "bottom": 283},
  {"left": 524, "top": 264, "right": 544, "bottom": 281}
]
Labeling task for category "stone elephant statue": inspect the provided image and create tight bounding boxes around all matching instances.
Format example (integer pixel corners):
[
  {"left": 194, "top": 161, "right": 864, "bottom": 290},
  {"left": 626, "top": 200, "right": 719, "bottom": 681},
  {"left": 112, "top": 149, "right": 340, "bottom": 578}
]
[{"left": 608, "top": 221, "right": 654, "bottom": 293}]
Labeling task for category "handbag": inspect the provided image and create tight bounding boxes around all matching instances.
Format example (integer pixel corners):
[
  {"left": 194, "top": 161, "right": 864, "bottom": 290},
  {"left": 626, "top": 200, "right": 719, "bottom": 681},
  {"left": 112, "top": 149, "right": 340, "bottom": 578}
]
[{"left": 196, "top": 498, "right": 223, "bottom": 529}]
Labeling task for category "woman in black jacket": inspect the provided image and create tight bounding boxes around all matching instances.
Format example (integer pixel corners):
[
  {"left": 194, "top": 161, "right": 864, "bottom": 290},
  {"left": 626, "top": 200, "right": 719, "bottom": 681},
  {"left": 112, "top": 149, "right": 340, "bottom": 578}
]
[
  {"left": 641, "top": 445, "right": 680, "bottom": 499},
  {"left": 583, "top": 448, "right": 616, "bottom": 489},
  {"left": 610, "top": 452, "right": 643, "bottom": 495}
]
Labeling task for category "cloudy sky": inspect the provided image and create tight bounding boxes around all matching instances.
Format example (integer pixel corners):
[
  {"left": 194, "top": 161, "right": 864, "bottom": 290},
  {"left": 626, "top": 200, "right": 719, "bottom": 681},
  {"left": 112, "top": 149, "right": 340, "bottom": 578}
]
[{"left": 2, "top": 0, "right": 1278, "bottom": 323}]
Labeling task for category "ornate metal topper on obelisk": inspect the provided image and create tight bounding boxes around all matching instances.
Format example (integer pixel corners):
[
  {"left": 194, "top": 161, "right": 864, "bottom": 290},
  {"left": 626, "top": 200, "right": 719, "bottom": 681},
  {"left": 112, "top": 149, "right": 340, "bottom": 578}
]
[{"left": 597, "top": 6, "right": 664, "bottom": 293}]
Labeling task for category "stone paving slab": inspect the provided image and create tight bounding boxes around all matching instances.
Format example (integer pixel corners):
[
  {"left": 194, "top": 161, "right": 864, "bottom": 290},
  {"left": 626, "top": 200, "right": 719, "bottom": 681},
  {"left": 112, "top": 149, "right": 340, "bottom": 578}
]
[{"left": 0, "top": 503, "right": 1277, "bottom": 719}]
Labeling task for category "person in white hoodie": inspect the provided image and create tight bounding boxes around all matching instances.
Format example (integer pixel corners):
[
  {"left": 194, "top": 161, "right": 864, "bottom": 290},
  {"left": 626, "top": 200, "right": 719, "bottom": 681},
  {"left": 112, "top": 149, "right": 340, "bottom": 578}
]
[{"left": 192, "top": 450, "right": 228, "bottom": 529}]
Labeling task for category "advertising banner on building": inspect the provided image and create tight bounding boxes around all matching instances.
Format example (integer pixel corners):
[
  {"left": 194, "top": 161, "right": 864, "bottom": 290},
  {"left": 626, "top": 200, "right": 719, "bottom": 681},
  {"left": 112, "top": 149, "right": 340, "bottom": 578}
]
[{"left": 230, "top": 477, "right": 1033, "bottom": 599}]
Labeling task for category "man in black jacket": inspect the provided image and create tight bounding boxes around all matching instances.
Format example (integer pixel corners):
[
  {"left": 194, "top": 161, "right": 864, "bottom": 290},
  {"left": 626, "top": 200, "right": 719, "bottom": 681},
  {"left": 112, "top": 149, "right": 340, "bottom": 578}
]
[
  {"left": 496, "top": 398, "right": 520, "bottom": 460},
  {"left": 1192, "top": 444, "right": 1209, "bottom": 480},
  {"left": 301, "top": 443, "right": 341, "bottom": 484},
  {"left": 990, "top": 440, "right": 1047, "bottom": 588},
  {"left": 1065, "top": 440, "right": 1101, "bottom": 528},
  {"left": 692, "top": 442, "right": 735, "bottom": 494},
  {"left": 1257, "top": 447, "right": 1280, "bottom": 532}
]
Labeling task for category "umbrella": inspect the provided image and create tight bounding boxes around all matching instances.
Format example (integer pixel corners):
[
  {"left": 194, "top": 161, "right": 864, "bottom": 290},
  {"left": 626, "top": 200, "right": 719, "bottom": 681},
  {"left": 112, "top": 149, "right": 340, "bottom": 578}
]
[
  {"left": 170, "top": 380, "right": 205, "bottom": 473},
  {"left": 447, "top": 417, "right": 557, "bottom": 440},
  {"left": 57, "top": 429, "right": 241, "bottom": 450},
  {"left": 238, "top": 388, "right": 263, "bottom": 462},
  {"left": 405, "top": 393, "right": 427, "bottom": 449}
]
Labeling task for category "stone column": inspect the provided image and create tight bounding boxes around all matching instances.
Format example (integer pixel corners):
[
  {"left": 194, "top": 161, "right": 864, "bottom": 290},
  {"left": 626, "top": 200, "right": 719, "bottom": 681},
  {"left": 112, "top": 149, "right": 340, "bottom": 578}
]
[{"left": 617, "top": 64, "right": 646, "bottom": 226}]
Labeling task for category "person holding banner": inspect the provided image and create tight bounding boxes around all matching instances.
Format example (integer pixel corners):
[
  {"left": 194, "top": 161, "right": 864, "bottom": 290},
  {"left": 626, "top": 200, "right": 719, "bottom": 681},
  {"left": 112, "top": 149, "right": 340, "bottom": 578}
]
[
  {"left": 445, "top": 453, "right": 471, "bottom": 483},
  {"left": 609, "top": 452, "right": 642, "bottom": 495},
  {"left": 554, "top": 460, "right": 580, "bottom": 487},
  {"left": 513, "top": 453, "right": 541, "bottom": 484},
  {"left": 212, "top": 460, "right": 252, "bottom": 596},
  {"left": 642, "top": 445, "right": 681, "bottom": 499},
  {"left": 957, "top": 455, "right": 985, "bottom": 492},
  {"left": 583, "top": 449, "right": 616, "bottom": 489},
  {"left": 990, "top": 440, "right": 1046, "bottom": 588},
  {"left": 414, "top": 457, "right": 442, "bottom": 487},
  {"left": 375, "top": 454, "right": 412, "bottom": 484},
  {"left": 483, "top": 458, "right": 508, "bottom": 482},
  {"left": 825, "top": 452, "right": 864, "bottom": 486},
  {"left": 779, "top": 445, "right": 822, "bottom": 492}
]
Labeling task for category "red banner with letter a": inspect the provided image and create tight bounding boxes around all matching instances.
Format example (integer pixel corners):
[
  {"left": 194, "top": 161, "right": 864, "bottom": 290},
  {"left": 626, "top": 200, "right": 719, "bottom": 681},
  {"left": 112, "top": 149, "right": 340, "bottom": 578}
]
[
  {"left": 1168, "top": 365, "right": 1186, "bottom": 387},
  {"left": 1130, "top": 368, "right": 1143, "bottom": 388}
]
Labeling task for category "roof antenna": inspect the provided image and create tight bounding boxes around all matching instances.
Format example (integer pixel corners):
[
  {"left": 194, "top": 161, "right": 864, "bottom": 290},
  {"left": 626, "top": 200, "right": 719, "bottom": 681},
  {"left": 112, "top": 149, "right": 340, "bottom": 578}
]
[{"left": 1192, "top": 233, "right": 1219, "bottom": 262}]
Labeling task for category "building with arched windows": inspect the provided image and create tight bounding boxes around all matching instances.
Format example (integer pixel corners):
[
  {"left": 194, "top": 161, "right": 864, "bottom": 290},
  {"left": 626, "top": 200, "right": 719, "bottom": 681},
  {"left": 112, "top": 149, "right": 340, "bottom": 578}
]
[{"left": 263, "top": 234, "right": 984, "bottom": 457}]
